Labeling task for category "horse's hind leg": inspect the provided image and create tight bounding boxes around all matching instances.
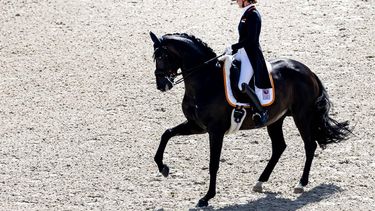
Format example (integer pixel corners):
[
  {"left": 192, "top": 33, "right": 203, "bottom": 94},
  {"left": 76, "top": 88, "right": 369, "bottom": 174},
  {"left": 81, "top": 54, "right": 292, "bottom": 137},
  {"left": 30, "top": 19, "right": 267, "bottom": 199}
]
[
  {"left": 154, "top": 120, "right": 205, "bottom": 177},
  {"left": 253, "top": 117, "right": 287, "bottom": 192},
  {"left": 293, "top": 112, "right": 317, "bottom": 193}
]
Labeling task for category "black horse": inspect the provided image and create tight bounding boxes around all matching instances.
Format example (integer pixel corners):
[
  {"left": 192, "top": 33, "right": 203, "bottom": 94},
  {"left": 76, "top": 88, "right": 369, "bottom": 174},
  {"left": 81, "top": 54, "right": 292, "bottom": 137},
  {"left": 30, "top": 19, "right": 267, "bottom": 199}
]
[{"left": 150, "top": 32, "right": 351, "bottom": 207}]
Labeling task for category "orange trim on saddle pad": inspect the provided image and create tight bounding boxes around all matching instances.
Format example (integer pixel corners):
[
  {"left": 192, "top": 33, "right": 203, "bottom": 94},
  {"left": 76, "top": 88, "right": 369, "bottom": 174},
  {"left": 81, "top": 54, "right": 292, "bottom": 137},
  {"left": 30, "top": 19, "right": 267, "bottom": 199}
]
[
  {"left": 220, "top": 55, "right": 275, "bottom": 108},
  {"left": 261, "top": 68, "right": 276, "bottom": 107}
]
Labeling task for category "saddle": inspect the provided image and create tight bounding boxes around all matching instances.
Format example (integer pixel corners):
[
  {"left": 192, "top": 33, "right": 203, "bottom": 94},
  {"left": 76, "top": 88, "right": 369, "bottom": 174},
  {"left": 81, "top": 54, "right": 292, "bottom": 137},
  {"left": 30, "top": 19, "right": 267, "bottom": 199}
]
[{"left": 219, "top": 55, "right": 275, "bottom": 109}]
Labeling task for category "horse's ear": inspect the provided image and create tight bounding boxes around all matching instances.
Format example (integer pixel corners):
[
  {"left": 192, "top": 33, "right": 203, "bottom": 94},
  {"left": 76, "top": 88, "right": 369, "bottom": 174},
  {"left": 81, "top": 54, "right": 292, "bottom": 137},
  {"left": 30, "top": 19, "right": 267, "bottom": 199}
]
[{"left": 150, "top": 31, "right": 161, "bottom": 47}]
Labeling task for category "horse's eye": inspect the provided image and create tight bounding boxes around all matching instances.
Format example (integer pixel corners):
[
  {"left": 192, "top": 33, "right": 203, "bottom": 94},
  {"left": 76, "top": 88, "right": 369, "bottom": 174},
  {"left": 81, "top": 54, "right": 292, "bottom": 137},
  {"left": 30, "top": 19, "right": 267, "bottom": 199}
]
[{"left": 157, "top": 54, "right": 168, "bottom": 60}]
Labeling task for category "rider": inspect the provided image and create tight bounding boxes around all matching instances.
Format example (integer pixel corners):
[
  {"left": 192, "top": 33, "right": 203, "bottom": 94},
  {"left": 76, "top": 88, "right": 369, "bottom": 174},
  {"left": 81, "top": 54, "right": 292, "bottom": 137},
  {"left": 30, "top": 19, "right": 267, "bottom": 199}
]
[{"left": 225, "top": 0, "right": 271, "bottom": 125}]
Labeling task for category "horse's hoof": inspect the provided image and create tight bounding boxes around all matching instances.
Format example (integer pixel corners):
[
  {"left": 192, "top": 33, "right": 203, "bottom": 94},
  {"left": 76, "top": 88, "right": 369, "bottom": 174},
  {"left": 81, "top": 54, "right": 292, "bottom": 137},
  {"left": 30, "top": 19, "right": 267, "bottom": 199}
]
[
  {"left": 294, "top": 182, "right": 304, "bottom": 194},
  {"left": 161, "top": 165, "right": 169, "bottom": 177},
  {"left": 196, "top": 199, "right": 208, "bottom": 207},
  {"left": 253, "top": 185, "right": 263, "bottom": 193},
  {"left": 253, "top": 181, "right": 263, "bottom": 193},
  {"left": 294, "top": 187, "right": 304, "bottom": 194}
]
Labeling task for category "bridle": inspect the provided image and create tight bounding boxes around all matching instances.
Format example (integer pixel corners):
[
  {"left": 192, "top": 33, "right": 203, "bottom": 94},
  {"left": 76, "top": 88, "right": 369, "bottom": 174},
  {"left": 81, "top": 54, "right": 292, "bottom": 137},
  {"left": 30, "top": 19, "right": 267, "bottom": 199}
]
[
  {"left": 153, "top": 46, "right": 179, "bottom": 86},
  {"left": 154, "top": 46, "right": 224, "bottom": 86}
]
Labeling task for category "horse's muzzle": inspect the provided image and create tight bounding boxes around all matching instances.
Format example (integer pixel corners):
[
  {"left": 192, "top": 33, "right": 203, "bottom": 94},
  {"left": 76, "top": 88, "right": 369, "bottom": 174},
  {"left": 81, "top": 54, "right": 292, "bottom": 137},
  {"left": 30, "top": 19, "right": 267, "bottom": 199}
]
[{"left": 156, "top": 76, "right": 174, "bottom": 92}]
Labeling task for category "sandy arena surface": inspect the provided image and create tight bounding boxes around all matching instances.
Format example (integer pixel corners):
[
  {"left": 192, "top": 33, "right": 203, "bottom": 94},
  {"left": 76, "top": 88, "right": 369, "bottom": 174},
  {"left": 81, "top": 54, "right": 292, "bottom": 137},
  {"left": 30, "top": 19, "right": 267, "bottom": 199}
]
[{"left": 1, "top": 0, "right": 374, "bottom": 210}]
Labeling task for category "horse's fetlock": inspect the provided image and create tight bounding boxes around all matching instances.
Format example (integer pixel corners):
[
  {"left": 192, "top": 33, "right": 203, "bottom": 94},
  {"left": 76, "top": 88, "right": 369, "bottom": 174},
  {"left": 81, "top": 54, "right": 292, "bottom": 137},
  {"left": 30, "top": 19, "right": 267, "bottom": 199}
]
[
  {"left": 205, "top": 191, "right": 216, "bottom": 200},
  {"left": 197, "top": 199, "right": 209, "bottom": 207},
  {"left": 161, "top": 129, "right": 173, "bottom": 140},
  {"left": 161, "top": 165, "right": 170, "bottom": 177},
  {"left": 300, "top": 180, "right": 308, "bottom": 187},
  {"left": 154, "top": 154, "right": 161, "bottom": 164}
]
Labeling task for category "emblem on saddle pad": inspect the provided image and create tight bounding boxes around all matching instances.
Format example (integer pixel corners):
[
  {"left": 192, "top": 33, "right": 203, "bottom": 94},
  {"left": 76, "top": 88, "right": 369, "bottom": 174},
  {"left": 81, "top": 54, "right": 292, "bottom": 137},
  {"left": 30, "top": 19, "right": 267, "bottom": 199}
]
[{"left": 262, "top": 89, "right": 270, "bottom": 100}]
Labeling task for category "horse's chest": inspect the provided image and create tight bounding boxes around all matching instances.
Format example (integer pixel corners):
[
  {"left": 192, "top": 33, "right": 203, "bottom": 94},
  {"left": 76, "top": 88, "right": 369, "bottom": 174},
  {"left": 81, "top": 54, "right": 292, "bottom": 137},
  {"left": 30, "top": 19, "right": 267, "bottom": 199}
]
[
  {"left": 182, "top": 100, "right": 207, "bottom": 128},
  {"left": 182, "top": 103, "right": 200, "bottom": 119}
]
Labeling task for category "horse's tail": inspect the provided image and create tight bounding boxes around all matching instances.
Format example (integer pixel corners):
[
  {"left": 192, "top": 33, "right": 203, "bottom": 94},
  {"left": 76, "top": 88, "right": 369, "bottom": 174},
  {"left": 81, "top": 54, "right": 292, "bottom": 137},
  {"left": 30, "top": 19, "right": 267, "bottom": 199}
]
[{"left": 312, "top": 74, "right": 352, "bottom": 148}]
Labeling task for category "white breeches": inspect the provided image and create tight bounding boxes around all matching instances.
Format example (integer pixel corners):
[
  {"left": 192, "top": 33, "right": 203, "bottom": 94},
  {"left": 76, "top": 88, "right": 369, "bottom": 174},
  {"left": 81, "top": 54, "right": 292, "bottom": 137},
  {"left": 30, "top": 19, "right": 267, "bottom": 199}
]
[{"left": 234, "top": 48, "right": 254, "bottom": 91}]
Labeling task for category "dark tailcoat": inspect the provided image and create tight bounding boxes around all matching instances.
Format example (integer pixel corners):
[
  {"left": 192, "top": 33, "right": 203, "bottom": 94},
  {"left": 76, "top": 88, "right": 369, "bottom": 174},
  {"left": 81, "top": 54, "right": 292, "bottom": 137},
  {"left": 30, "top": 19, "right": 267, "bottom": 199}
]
[{"left": 231, "top": 6, "right": 271, "bottom": 89}]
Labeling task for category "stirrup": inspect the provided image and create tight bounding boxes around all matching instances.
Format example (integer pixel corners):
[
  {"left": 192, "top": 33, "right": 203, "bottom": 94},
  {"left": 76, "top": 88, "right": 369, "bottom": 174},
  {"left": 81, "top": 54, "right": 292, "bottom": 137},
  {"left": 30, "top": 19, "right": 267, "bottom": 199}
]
[
  {"left": 252, "top": 110, "right": 268, "bottom": 126},
  {"left": 252, "top": 112, "right": 261, "bottom": 121}
]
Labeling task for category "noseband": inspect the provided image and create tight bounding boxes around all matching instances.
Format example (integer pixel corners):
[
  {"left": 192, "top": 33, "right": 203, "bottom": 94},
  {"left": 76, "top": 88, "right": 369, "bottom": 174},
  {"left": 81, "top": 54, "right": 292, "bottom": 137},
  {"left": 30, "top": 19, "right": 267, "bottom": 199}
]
[{"left": 155, "top": 68, "right": 176, "bottom": 85}]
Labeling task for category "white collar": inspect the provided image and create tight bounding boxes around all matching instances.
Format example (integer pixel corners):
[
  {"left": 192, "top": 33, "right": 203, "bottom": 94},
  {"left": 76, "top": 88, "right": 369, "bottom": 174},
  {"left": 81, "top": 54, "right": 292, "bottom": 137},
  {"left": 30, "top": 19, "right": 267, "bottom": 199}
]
[{"left": 241, "top": 4, "right": 256, "bottom": 17}]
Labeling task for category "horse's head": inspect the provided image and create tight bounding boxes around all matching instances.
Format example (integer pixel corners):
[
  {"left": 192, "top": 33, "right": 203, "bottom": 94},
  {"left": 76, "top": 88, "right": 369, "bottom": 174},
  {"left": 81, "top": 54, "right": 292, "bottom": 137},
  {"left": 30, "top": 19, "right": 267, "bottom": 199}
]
[
  {"left": 150, "top": 32, "right": 180, "bottom": 92},
  {"left": 150, "top": 32, "right": 217, "bottom": 92}
]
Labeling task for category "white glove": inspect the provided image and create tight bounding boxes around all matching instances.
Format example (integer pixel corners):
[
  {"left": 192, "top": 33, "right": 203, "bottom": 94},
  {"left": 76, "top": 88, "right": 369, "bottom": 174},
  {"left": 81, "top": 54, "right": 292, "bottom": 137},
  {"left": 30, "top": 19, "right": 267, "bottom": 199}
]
[{"left": 224, "top": 46, "right": 233, "bottom": 55}]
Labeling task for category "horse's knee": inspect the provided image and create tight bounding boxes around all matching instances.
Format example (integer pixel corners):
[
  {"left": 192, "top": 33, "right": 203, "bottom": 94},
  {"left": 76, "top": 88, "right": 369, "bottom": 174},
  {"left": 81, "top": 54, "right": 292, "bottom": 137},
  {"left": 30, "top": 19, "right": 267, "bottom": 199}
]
[
  {"left": 161, "top": 128, "right": 173, "bottom": 140},
  {"left": 277, "top": 143, "right": 287, "bottom": 154}
]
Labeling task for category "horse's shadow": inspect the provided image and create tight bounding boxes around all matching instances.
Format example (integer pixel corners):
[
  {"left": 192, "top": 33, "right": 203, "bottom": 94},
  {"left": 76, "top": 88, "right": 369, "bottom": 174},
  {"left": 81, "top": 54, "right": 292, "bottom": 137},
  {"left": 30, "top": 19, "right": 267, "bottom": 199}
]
[{"left": 190, "top": 183, "right": 342, "bottom": 211}]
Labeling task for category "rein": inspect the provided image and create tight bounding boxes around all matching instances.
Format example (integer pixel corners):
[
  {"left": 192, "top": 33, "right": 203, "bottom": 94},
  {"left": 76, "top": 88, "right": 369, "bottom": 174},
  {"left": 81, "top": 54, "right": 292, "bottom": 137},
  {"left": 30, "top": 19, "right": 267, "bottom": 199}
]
[{"left": 173, "top": 53, "right": 225, "bottom": 85}]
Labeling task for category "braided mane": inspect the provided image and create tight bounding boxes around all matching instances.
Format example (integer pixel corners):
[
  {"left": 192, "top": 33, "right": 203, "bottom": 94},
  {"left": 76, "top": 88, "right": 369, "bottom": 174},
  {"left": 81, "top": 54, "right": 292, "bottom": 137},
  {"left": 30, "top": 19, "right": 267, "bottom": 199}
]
[{"left": 162, "top": 33, "right": 217, "bottom": 58}]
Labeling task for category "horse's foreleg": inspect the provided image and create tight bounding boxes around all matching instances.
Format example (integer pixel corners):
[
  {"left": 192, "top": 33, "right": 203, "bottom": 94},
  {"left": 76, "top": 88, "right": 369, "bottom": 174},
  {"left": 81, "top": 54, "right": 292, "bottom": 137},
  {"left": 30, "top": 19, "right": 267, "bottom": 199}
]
[
  {"left": 254, "top": 117, "right": 286, "bottom": 193},
  {"left": 197, "top": 131, "right": 225, "bottom": 207},
  {"left": 154, "top": 120, "right": 204, "bottom": 177}
]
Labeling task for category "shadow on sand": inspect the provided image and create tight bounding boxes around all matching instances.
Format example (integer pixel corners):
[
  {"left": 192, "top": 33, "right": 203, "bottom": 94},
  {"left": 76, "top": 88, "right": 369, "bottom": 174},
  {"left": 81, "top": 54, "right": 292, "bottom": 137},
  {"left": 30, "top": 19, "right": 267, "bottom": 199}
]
[{"left": 190, "top": 183, "right": 342, "bottom": 211}]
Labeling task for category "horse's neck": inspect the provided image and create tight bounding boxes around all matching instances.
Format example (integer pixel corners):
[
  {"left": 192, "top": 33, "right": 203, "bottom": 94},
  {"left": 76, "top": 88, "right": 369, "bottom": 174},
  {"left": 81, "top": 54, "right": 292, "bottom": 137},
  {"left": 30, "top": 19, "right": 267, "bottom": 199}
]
[
  {"left": 182, "top": 63, "right": 222, "bottom": 101},
  {"left": 176, "top": 43, "right": 221, "bottom": 99}
]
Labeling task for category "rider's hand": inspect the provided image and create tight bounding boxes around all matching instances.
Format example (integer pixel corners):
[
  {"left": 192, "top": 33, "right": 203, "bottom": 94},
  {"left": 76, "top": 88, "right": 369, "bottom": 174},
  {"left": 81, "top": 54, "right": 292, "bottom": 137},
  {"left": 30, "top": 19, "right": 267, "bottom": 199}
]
[{"left": 224, "top": 46, "right": 233, "bottom": 55}]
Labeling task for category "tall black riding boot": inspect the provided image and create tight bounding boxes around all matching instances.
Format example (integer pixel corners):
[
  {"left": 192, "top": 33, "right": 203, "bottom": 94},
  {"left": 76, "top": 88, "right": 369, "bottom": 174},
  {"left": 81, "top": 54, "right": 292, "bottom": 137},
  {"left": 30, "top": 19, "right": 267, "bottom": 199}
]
[{"left": 241, "top": 83, "right": 268, "bottom": 126}]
